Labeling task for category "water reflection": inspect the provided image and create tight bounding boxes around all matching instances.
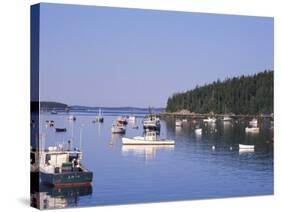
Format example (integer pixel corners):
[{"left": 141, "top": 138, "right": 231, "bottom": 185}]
[
  {"left": 122, "top": 145, "right": 174, "bottom": 160},
  {"left": 239, "top": 148, "right": 255, "bottom": 154},
  {"left": 38, "top": 113, "right": 273, "bottom": 207},
  {"left": 31, "top": 185, "right": 93, "bottom": 209},
  {"left": 109, "top": 133, "right": 123, "bottom": 146}
]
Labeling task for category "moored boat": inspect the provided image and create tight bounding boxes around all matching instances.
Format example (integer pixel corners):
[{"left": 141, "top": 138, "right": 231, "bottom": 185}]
[
  {"left": 68, "top": 115, "right": 76, "bottom": 121},
  {"left": 249, "top": 118, "right": 258, "bottom": 126},
  {"left": 203, "top": 117, "right": 216, "bottom": 123},
  {"left": 55, "top": 128, "right": 67, "bottom": 132},
  {"left": 95, "top": 108, "right": 104, "bottom": 123},
  {"left": 223, "top": 116, "right": 232, "bottom": 122},
  {"left": 128, "top": 116, "right": 136, "bottom": 123},
  {"left": 195, "top": 128, "right": 202, "bottom": 134},
  {"left": 143, "top": 114, "right": 160, "bottom": 131},
  {"left": 116, "top": 116, "right": 128, "bottom": 125},
  {"left": 51, "top": 110, "right": 57, "bottom": 115},
  {"left": 46, "top": 120, "right": 54, "bottom": 127},
  {"left": 33, "top": 145, "right": 93, "bottom": 187},
  {"left": 111, "top": 123, "right": 126, "bottom": 134},
  {"left": 239, "top": 144, "right": 255, "bottom": 149},
  {"left": 122, "top": 131, "right": 175, "bottom": 145},
  {"left": 175, "top": 119, "right": 182, "bottom": 127},
  {"left": 245, "top": 127, "right": 259, "bottom": 133}
]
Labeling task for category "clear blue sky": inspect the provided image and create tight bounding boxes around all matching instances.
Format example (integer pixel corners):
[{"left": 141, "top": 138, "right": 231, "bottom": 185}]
[{"left": 39, "top": 3, "right": 273, "bottom": 108}]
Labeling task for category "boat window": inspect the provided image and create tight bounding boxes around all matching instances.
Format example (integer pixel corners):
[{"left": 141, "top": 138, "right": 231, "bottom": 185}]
[{"left": 45, "top": 154, "right": 51, "bottom": 164}]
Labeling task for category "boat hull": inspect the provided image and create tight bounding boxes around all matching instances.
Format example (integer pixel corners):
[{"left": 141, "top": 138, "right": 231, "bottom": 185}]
[
  {"left": 245, "top": 127, "right": 259, "bottom": 133},
  {"left": 239, "top": 144, "right": 255, "bottom": 149},
  {"left": 111, "top": 127, "right": 126, "bottom": 134},
  {"left": 143, "top": 125, "right": 160, "bottom": 131},
  {"left": 40, "top": 171, "right": 93, "bottom": 187},
  {"left": 96, "top": 117, "right": 104, "bottom": 123},
  {"left": 122, "top": 137, "right": 175, "bottom": 145}
]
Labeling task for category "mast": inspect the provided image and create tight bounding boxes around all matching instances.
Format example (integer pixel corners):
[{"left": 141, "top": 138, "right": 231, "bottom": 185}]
[{"left": 79, "top": 124, "right": 84, "bottom": 151}]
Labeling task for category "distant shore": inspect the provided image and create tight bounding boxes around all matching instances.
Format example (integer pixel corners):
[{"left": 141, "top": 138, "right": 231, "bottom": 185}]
[{"left": 159, "top": 111, "right": 273, "bottom": 119}]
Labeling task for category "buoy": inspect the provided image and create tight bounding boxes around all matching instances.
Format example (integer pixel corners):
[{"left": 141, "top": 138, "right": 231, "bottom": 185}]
[
  {"left": 212, "top": 146, "right": 215, "bottom": 150},
  {"left": 230, "top": 146, "right": 233, "bottom": 150}
]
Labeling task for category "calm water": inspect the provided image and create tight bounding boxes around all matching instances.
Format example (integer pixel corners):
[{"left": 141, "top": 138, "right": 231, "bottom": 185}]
[{"left": 34, "top": 110, "right": 273, "bottom": 209}]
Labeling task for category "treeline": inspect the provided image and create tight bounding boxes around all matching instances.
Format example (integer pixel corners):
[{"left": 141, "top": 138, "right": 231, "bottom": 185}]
[
  {"left": 166, "top": 70, "right": 273, "bottom": 115},
  {"left": 40, "top": 101, "right": 68, "bottom": 110}
]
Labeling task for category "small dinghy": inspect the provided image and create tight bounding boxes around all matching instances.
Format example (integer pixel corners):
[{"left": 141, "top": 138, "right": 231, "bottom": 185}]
[
  {"left": 122, "top": 131, "right": 175, "bottom": 145},
  {"left": 95, "top": 108, "right": 104, "bottom": 123},
  {"left": 195, "top": 128, "right": 202, "bottom": 134},
  {"left": 68, "top": 115, "right": 76, "bottom": 121},
  {"left": 175, "top": 119, "right": 182, "bottom": 127},
  {"left": 55, "top": 128, "right": 67, "bottom": 132},
  {"left": 203, "top": 117, "right": 216, "bottom": 123},
  {"left": 223, "top": 116, "right": 232, "bottom": 122},
  {"left": 128, "top": 116, "right": 136, "bottom": 123},
  {"left": 249, "top": 118, "right": 258, "bottom": 126},
  {"left": 239, "top": 144, "right": 255, "bottom": 150},
  {"left": 245, "top": 127, "right": 259, "bottom": 133},
  {"left": 111, "top": 123, "right": 126, "bottom": 134}
]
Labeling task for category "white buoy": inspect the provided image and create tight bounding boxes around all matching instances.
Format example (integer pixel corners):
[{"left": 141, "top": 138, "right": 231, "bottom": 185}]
[{"left": 212, "top": 145, "right": 215, "bottom": 150}]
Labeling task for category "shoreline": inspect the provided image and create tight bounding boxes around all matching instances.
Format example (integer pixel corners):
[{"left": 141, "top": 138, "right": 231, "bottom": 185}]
[{"left": 159, "top": 112, "right": 274, "bottom": 119}]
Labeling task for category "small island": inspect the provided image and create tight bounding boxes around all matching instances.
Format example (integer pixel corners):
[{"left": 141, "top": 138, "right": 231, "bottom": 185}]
[{"left": 162, "top": 70, "right": 273, "bottom": 118}]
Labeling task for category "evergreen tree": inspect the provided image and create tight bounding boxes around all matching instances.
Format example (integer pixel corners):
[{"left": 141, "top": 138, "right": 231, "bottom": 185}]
[{"left": 166, "top": 70, "right": 273, "bottom": 115}]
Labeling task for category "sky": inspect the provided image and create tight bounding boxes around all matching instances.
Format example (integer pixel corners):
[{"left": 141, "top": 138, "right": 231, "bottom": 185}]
[{"left": 38, "top": 3, "right": 273, "bottom": 108}]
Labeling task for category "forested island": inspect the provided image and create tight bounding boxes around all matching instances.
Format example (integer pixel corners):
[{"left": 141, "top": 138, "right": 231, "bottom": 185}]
[
  {"left": 40, "top": 101, "right": 69, "bottom": 111},
  {"left": 166, "top": 70, "right": 273, "bottom": 115}
]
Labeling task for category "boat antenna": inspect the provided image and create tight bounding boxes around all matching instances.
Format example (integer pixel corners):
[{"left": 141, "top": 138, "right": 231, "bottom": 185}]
[
  {"left": 68, "top": 140, "right": 71, "bottom": 151},
  {"left": 70, "top": 119, "right": 75, "bottom": 150},
  {"left": 79, "top": 124, "right": 84, "bottom": 152}
]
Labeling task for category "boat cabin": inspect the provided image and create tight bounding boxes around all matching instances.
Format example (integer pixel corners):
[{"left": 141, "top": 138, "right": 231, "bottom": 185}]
[
  {"left": 145, "top": 131, "right": 157, "bottom": 141},
  {"left": 39, "top": 147, "right": 83, "bottom": 173}
]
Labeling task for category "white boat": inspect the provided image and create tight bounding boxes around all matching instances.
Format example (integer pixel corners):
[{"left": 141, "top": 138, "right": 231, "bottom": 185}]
[
  {"left": 111, "top": 123, "right": 126, "bottom": 134},
  {"left": 195, "top": 128, "right": 202, "bottom": 134},
  {"left": 203, "top": 117, "right": 216, "bottom": 123},
  {"left": 95, "top": 108, "right": 104, "bottom": 123},
  {"left": 239, "top": 144, "right": 255, "bottom": 149},
  {"left": 245, "top": 127, "right": 259, "bottom": 133},
  {"left": 223, "top": 116, "right": 232, "bottom": 122},
  {"left": 116, "top": 116, "right": 128, "bottom": 125},
  {"left": 68, "top": 114, "right": 76, "bottom": 121},
  {"left": 249, "top": 118, "right": 258, "bottom": 126},
  {"left": 143, "top": 115, "right": 160, "bottom": 130},
  {"left": 122, "top": 131, "right": 175, "bottom": 145},
  {"left": 128, "top": 116, "right": 136, "bottom": 123},
  {"left": 51, "top": 110, "right": 57, "bottom": 115},
  {"left": 175, "top": 119, "right": 182, "bottom": 127}
]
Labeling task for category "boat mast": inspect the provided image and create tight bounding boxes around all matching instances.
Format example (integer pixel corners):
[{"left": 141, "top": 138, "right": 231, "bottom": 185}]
[
  {"left": 79, "top": 124, "right": 84, "bottom": 151},
  {"left": 70, "top": 118, "right": 75, "bottom": 150}
]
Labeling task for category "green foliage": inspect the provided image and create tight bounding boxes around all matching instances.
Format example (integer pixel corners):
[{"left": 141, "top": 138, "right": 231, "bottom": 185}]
[
  {"left": 166, "top": 70, "right": 273, "bottom": 115},
  {"left": 40, "top": 101, "right": 68, "bottom": 110}
]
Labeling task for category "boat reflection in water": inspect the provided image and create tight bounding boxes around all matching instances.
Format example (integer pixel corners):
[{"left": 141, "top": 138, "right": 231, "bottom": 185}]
[
  {"left": 122, "top": 145, "right": 174, "bottom": 160},
  {"left": 239, "top": 148, "right": 255, "bottom": 154},
  {"left": 31, "top": 185, "right": 93, "bottom": 209}
]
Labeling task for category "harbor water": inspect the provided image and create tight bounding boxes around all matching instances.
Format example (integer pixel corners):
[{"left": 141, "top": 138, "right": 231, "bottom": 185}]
[{"left": 34, "top": 109, "right": 273, "bottom": 209}]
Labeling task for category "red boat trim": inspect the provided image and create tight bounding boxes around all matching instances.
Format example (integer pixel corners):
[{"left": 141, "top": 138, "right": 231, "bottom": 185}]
[{"left": 54, "top": 182, "right": 92, "bottom": 188}]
